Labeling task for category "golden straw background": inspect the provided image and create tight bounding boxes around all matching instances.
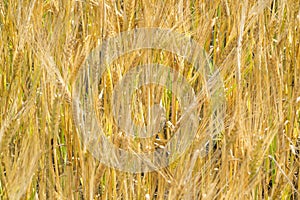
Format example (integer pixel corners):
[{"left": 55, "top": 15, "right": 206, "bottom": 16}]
[{"left": 0, "top": 0, "right": 299, "bottom": 199}]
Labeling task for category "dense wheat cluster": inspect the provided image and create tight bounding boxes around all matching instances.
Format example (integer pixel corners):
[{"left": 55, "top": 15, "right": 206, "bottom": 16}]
[{"left": 0, "top": 0, "right": 299, "bottom": 199}]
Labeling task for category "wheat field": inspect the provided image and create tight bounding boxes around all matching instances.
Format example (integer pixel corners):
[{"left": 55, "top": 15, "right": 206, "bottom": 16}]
[{"left": 0, "top": 0, "right": 300, "bottom": 199}]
